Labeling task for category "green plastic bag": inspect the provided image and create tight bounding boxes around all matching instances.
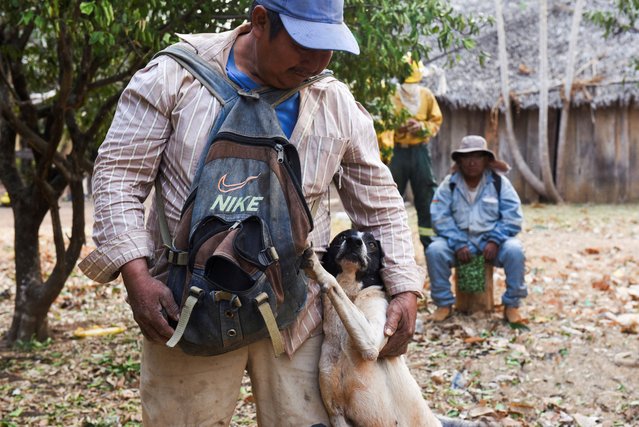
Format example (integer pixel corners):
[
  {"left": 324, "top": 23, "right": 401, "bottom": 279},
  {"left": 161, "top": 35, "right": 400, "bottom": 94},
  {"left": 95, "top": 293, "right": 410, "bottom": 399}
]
[{"left": 456, "top": 255, "right": 486, "bottom": 293}]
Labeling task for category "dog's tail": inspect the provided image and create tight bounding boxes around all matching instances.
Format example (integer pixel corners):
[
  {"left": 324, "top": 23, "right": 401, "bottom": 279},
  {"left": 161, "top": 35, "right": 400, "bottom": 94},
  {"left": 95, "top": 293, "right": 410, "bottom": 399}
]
[{"left": 437, "top": 416, "right": 492, "bottom": 427}]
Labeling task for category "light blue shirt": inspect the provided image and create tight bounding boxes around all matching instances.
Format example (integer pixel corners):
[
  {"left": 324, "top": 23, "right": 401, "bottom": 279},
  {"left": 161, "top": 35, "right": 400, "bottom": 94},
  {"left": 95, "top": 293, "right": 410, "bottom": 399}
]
[{"left": 430, "top": 170, "right": 523, "bottom": 252}]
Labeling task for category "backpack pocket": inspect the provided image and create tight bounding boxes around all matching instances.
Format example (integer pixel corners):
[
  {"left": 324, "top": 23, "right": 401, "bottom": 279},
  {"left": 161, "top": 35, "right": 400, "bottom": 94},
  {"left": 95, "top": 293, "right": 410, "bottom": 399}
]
[{"left": 166, "top": 215, "right": 284, "bottom": 356}]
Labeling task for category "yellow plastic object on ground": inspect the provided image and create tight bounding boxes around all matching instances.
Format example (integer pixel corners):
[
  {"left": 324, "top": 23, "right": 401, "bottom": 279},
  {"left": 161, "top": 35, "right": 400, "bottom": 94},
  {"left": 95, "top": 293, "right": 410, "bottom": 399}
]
[
  {"left": 73, "top": 325, "right": 127, "bottom": 338},
  {"left": 1, "top": 193, "right": 10, "bottom": 207}
]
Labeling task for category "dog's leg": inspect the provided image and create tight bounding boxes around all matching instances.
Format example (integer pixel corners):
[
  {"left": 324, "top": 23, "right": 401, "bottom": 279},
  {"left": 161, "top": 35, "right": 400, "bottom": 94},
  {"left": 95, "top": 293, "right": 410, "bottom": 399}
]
[{"left": 302, "top": 249, "right": 381, "bottom": 361}]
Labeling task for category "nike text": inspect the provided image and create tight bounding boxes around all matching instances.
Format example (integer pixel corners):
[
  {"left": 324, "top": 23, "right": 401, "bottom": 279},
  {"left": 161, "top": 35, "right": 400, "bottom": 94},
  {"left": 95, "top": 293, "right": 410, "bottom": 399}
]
[{"left": 210, "top": 195, "right": 264, "bottom": 213}]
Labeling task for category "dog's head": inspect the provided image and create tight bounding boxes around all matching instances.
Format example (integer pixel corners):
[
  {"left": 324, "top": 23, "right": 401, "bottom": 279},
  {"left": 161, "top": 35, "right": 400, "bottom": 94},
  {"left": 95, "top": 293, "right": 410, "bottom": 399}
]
[{"left": 323, "top": 229, "right": 385, "bottom": 288}]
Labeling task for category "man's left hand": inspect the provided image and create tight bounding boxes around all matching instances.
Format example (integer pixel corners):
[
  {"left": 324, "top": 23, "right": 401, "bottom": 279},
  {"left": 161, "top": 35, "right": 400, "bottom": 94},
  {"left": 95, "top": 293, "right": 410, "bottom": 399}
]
[
  {"left": 405, "top": 118, "right": 423, "bottom": 134},
  {"left": 379, "top": 291, "right": 418, "bottom": 357},
  {"left": 483, "top": 241, "right": 499, "bottom": 262}
]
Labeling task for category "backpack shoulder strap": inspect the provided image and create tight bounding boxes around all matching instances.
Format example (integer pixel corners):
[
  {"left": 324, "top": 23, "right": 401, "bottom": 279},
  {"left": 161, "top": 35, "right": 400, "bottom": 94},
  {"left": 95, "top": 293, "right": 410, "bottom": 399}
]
[
  {"left": 448, "top": 176, "right": 456, "bottom": 193},
  {"left": 448, "top": 172, "right": 501, "bottom": 197},
  {"left": 491, "top": 171, "right": 502, "bottom": 198},
  {"left": 266, "top": 71, "right": 334, "bottom": 107},
  {"left": 153, "top": 45, "right": 238, "bottom": 105}
]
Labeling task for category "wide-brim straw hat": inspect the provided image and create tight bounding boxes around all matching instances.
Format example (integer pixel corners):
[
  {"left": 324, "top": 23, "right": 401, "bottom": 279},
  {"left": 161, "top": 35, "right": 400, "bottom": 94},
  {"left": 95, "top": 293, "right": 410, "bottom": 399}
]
[
  {"left": 451, "top": 135, "right": 510, "bottom": 173},
  {"left": 451, "top": 135, "right": 496, "bottom": 160}
]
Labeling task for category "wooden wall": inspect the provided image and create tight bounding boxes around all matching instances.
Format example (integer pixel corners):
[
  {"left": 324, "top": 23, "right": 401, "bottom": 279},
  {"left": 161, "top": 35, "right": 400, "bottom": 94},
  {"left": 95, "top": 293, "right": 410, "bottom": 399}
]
[{"left": 430, "top": 103, "right": 639, "bottom": 203}]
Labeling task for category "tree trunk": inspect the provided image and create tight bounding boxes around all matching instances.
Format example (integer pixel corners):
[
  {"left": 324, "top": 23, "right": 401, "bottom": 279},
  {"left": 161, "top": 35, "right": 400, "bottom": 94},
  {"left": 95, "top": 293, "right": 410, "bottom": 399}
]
[
  {"left": 494, "top": 0, "right": 547, "bottom": 197},
  {"left": 5, "top": 177, "right": 86, "bottom": 345},
  {"left": 538, "top": 0, "right": 564, "bottom": 203},
  {"left": 7, "top": 196, "right": 51, "bottom": 342},
  {"left": 556, "top": 0, "right": 585, "bottom": 193}
]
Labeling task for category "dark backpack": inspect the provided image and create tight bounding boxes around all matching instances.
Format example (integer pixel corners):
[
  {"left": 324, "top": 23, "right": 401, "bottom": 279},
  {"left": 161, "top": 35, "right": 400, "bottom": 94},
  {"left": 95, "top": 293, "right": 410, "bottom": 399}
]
[{"left": 153, "top": 45, "right": 330, "bottom": 357}]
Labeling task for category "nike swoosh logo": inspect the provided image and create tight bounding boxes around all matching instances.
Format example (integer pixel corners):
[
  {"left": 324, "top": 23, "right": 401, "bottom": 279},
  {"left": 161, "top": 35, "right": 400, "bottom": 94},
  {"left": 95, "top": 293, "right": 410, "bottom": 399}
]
[{"left": 217, "top": 173, "right": 261, "bottom": 193}]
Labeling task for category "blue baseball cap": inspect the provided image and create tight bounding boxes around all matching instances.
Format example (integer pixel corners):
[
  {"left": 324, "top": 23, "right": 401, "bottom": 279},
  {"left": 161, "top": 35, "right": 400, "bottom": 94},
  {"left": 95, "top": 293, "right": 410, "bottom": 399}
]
[{"left": 257, "top": 0, "right": 360, "bottom": 55}]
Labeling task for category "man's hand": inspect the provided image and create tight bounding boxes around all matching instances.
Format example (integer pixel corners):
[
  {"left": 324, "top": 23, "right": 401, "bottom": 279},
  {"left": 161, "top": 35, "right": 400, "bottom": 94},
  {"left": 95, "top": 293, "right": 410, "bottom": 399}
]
[
  {"left": 455, "top": 246, "right": 472, "bottom": 264},
  {"left": 379, "top": 291, "right": 418, "bottom": 357},
  {"left": 483, "top": 241, "right": 499, "bottom": 262},
  {"left": 121, "top": 258, "right": 180, "bottom": 343},
  {"left": 405, "top": 118, "right": 423, "bottom": 135}
]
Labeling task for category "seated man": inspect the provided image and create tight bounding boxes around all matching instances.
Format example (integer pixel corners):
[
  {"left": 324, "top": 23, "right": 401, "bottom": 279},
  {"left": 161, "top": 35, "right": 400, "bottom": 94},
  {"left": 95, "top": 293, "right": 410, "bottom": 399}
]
[{"left": 425, "top": 135, "right": 527, "bottom": 323}]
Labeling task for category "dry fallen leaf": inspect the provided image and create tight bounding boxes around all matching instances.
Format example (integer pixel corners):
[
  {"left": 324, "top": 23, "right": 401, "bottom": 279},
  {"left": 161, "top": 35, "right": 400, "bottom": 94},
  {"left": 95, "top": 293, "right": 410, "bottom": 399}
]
[
  {"left": 591, "top": 275, "right": 611, "bottom": 291},
  {"left": 572, "top": 413, "right": 598, "bottom": 427},
  {"left": 615, "top": 313, "right": 639, "bottom": 333},
  {"left": 468, "top": 406, "right": 495, "bottom": 418},
  {"left": 613, "top": 352, "right": 639, "bottom": 367}
]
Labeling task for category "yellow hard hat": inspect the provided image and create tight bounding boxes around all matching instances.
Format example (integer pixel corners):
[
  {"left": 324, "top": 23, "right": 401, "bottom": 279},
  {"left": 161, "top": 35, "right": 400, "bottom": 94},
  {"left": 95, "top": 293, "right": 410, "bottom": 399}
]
[{"left": 403, "top": 53, "right": 423, "bottom": 84}]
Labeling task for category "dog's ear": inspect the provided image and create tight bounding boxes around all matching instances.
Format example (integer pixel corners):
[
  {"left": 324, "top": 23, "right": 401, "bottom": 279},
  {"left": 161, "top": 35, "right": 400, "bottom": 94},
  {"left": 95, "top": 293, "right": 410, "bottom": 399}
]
[
  {"left": 359, "top": 237, "right": 385, "bottom": 289},
  {"left": 323, "top": 230, "right": 351, "bottom": 277},
  {"left": 376, "top": 239, "right": 385, "bottom": 265},
  {"left": 322, "top": 243, "right": 342, "bottom": 277}
]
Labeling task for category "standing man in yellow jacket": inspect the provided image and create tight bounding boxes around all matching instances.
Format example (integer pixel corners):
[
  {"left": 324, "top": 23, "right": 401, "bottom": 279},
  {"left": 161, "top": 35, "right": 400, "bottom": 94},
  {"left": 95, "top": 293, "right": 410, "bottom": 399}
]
[{"left": 387, "top": 57, "right": 443, "bottom": 250}]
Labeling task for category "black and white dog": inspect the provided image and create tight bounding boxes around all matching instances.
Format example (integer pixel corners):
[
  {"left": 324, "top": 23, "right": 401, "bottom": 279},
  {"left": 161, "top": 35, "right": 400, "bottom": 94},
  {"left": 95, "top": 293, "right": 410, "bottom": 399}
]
[
  {"left": 303, "top": 229, "right": 486, "bottom": 427},
  {"left": 322, "top": 229, "right": 385, "bottom": 290}
]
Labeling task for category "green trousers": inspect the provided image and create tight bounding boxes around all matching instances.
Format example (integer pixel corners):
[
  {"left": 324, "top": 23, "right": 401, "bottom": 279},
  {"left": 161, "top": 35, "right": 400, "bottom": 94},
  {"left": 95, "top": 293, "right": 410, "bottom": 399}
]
[{"left": 389, "top": 144, "right": 438, "bottom": 249}]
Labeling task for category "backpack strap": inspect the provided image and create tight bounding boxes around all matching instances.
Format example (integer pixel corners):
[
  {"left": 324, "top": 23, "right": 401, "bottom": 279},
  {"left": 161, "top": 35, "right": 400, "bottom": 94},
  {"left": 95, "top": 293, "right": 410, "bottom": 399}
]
[
  {"left": 155, "top": 179, "right": 188, "bottom": 265},
  {"left": 153, "top": 45, "right": 238, "bottom": 105},
  {"left": 166, "top": 286, "right": 204, "bottom": 348},
  {"left": 449, "top": 171, "right": 502, "bottom": 199},
  {"left": 266, "top": 71, "right": 334, "bottom": 107},
  {"left": 491, "top": 170, "right": 502, "bottom": 195}
]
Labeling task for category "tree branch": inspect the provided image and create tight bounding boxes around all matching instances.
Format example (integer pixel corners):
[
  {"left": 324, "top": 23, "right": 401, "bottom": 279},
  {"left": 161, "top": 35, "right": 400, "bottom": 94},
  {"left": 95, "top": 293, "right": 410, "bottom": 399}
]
[
  {"left": 494, "top": 0, "right": 547, "bottom": 197},
  {"left": 0, "top": 103, "right": 72, "bottom": 182}
]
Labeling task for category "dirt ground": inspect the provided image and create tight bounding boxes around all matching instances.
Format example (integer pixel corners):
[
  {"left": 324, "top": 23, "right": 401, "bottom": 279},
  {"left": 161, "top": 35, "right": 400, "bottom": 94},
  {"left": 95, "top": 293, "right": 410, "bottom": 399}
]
[{"left": 0, "top": 201, "right": 638, "bottom": 426}]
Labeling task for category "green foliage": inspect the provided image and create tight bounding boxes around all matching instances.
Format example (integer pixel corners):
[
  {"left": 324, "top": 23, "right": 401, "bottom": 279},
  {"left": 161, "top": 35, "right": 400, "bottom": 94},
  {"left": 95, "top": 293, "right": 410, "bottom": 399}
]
[
  {"left": 1, "top": 0, "right": 485, "bottom": 160},
  {"left": 14, "top": 337, "right": 53, "bottom": 352},
  {"left": 336, "top": 0, "right": 488, "bottom": 128},
  {"left": 1, "top": 0, "right": 252, "bottom": 156},
  {"left": 585, "top": 0, "right": 639, "bottom": 37},
  {"left": 585, "top": 0, "right": 639, "bottom": 70}
]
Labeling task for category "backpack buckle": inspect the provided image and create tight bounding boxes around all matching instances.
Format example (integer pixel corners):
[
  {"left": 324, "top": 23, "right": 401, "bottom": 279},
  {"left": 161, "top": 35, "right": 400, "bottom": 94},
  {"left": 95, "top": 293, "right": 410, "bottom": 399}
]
[
  {"left": 189, "top": 286, "right": 205, "bottom": 298},
  {"left": 215, "top": 291, "right": 242, "bottom": 308},
  {"left": 166, "top": 246, "right": 189, "bottom": 266},
  {"left": 258, "top": 246, "right": 279, "bottom": 266},
  {"left": 237, "top": 89, "right": 260, "bottom": 100}
]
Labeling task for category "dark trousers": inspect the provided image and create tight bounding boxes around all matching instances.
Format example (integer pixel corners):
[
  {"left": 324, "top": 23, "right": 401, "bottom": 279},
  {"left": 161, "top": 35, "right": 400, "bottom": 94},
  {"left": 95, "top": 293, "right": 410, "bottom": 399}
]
[{"left": 389, "top": 144, "right": 438, "bottom": 250}]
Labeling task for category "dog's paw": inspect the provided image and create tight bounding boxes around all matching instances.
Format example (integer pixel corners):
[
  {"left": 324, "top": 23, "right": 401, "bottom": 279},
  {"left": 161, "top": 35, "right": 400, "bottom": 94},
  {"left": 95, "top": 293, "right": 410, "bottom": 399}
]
[
  {"left": 361, "top": 347, "right": 379, "bottom": 361},
  {"left": 301, "top": 247, "right": 315, "bottom": 268}
]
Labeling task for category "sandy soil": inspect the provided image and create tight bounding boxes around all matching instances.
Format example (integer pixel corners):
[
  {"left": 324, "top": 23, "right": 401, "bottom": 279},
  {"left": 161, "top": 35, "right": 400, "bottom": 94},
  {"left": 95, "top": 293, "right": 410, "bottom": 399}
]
[{"left": 0, "top": 201, "right": 638, "bottom": 426}]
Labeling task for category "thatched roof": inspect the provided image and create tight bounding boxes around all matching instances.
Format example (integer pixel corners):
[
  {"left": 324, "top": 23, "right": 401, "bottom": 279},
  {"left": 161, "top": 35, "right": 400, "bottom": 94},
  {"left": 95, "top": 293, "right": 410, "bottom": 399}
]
[{"left": 422, "top": 0, "right": 639, "bottom": 110}]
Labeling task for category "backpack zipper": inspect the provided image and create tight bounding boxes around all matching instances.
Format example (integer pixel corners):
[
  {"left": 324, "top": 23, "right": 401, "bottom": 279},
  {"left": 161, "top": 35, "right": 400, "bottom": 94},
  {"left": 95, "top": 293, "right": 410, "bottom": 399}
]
[
  {"left": 275, "top": 144, "right": 285, "bottom": 163},
  {"left": 212, "top": 132, "right": 314, "bottom": 229}
]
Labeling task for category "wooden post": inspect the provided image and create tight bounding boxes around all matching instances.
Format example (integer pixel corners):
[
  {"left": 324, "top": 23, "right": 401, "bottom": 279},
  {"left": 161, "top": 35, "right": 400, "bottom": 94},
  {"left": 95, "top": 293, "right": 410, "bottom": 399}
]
[{"left": 454, "top": 264, "right": 494, "bottom": 314}]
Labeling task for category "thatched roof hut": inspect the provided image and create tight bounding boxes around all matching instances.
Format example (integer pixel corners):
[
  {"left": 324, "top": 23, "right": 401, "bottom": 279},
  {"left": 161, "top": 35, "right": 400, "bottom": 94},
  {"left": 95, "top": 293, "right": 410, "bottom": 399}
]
[{"left": 423, "top": 0, "right": 639, "bottom": 203}]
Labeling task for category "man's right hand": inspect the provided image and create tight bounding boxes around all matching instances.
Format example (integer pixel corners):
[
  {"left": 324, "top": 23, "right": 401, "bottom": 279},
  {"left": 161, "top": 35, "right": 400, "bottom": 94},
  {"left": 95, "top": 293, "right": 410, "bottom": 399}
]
[
  {"left": 120, "top": 258, "right": 180, "bottom": 343},
  {"left": 455, "top": 246, "right": 472, "bottom": 264}
]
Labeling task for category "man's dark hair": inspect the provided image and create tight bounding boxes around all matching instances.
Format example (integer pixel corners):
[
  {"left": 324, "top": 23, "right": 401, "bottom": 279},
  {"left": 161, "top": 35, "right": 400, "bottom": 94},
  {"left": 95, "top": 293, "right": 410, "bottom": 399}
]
[{"left": 249, "top": 1, "right": 284, "bottom": 39}]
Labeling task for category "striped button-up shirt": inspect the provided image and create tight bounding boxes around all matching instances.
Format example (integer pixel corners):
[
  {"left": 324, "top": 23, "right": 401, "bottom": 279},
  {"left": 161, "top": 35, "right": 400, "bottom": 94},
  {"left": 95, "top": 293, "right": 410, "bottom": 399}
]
[{"left": 79, "top": 24, "right": 424, "bottom": 355}]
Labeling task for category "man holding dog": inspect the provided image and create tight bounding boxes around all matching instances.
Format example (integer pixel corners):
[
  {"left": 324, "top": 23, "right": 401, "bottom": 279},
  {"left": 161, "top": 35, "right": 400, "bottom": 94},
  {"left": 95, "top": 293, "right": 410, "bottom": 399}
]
[
  {"left": 426, "top": 135, "right": 527, "bottom": 323},
  {"left": 80, "top": 0, "right": 424, "bottom": 425}
]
